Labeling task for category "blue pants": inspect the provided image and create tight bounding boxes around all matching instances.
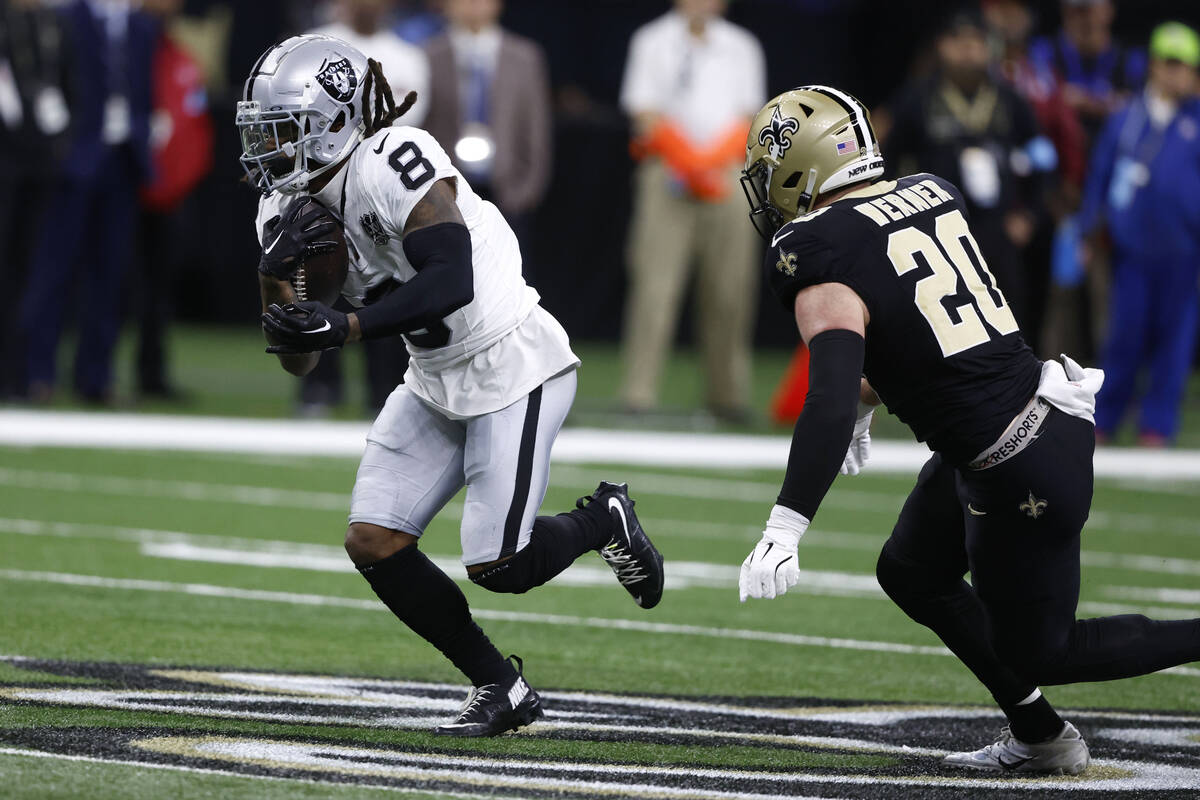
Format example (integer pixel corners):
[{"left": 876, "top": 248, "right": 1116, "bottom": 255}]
[
  {"left": 1095, "top": 252, "right": 1200, "bottom": 439},
  {"left": 19, "top": 148, "right": 138, "bottom": 398}
]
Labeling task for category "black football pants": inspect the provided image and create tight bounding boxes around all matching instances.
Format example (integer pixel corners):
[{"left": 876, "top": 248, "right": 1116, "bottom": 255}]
[{"left": 877, "top": 406, "right": 1200, "bottom": 709}]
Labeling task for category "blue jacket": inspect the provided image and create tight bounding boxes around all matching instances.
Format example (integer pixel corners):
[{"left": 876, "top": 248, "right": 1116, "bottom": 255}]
[
  {"left": 58, "top": 0, "right": 156, "bottom": 181},
  {"left": 1080, "top": 94, "right": 1200, "bottom": 260}
]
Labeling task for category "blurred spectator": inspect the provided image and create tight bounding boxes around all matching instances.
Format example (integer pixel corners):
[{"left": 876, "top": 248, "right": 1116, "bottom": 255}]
[
  {"left": 884, "top": 10, "right": 1055, "bottom": 332},
  {"left": 1030, "top": 0, "right": 1146, "bottom": 149},
  {"left": 19, "top": 0, "right": 157, "bottom": 404},
  {"left": 618, "top": 0, "right": 765, "bottom": 422},
  {"left": 302, "top": 0, "right": 429, "bottom": 415},
  {"left": 1080, "top": 21, "right": 1200, "bottom": 446},
  {"left": 423, "top": 0, "right": 552, "bottom": 278},
  {"left": 136, "top": 0, "right": 213, "bottom": 399},
  {"left": 1029, "top": 0, "right": 1147, "bottom": 361},
  {"left": 0, "top": 0, "right": 72, "bottom": 400},
  {"left": 394, "top": 0, "right": 445, "bottom": 46},
  {"left": 313, "top": 0, "right": 430, "bottom": 126},
  {"left": 985, "top": 0, "right": 1087, "bottom": 355}
]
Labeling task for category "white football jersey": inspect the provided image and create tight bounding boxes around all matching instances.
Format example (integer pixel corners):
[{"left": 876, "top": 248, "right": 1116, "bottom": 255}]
[{"left": 255, "top": 126, "right": 578, "bottom": 418}]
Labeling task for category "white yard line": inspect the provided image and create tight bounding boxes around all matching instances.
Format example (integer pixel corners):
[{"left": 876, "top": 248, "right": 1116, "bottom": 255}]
[
  {"left": 0, "top": 747, "right": 497, "bottom": 800},
  {"left": 1078, "top": 601, "right": 1200, "bottom": 620},
  {"left": 1103, "top": 585, "right": 1200, "bottom": 606},
  {"left": 135, "top": 540, "right": 883, "bottom": 597},
  {"left": 0, "top": 568, "right": 945, "bottom": 657},
  {"left": 6, "top": 517, "right": 1197, "bottom": 589},
  {"left": 0, "top": 467, "right": 350, "bottom": 511},
  {"left": 0, "top": 465, "right": 900, "bottom": 514},
  {"left": 2, "top": 461, "right": 1199, "bottom": 539},
  {"left": 5, "top": 409, "right": 1200, "bottom": 480},
  {"left": 2, "top": 567, "right": 1197, "bottom": 670}
]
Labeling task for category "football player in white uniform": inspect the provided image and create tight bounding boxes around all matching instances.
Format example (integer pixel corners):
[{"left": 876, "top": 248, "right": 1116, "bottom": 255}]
[{"left": 236, "top": 35, "right": 665, "bottom": 737}]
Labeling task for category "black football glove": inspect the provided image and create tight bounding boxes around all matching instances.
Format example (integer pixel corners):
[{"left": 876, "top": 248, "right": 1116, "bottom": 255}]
[
  {"left": 258, "top": 196, "right": 340, "bottom": 280},
  {"left": 261, "top": 301, "right": 349, "bottom": 353}
]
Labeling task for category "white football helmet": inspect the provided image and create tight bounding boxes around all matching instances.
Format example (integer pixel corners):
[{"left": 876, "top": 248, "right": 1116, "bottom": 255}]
[{"left": 236, "top": 35, "right": 370, "bottom": 195}]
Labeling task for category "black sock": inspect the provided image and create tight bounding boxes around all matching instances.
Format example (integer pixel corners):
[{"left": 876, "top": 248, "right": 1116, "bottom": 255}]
[
  {"left": 359, "top": 545, "right": 516, "bottom": 687},
  {"left": 472, "top": 504, "right": 612, "bottom": 594},
  {"left": 1003, "top": 690, "right": 1065, "bottom": 743}
]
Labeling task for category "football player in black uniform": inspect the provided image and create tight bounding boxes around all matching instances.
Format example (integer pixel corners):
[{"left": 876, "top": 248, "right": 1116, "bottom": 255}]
[{"left": 737, "top": 86, "right": 1200, "bottom": 775}]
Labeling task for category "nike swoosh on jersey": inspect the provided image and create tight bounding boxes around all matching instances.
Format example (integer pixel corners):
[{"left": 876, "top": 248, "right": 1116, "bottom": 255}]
[
  {"left": 304, "top": 320, "right": 332, "bottom": 334},
  {"left": 373, "top": 134, "right": 390, "bottom": 154},
  {"left": 968, "top": 504, "right": 987, "bottom": 516},
  {"left": 770, "top": 228, "right": 793, "bottom": 248}
]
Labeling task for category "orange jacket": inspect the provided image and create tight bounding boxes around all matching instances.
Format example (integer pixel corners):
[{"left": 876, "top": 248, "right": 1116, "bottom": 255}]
[{"left": 631, "top": 120, "right": 747, "bottom": 201}]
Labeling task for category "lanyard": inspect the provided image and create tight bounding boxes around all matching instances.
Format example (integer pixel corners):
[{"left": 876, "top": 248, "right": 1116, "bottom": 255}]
[{"left": 1117, "top": 95, "right": 1172, "bottom": 171}]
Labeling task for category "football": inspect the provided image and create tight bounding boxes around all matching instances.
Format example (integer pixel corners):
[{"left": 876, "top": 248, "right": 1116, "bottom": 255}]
[{"left": 290, "top": 222, "right": 349, "bottom": 307}]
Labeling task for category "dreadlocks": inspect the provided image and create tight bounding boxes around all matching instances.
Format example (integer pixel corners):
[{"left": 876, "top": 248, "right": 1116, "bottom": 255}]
[{"left": 363, "top": 58, "right": 417, "bottom": 137}]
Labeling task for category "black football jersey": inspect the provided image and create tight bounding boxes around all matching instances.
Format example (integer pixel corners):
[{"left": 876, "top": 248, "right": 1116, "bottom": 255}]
[{"left": 768, "top": 173, "right": 1042, "bottom": 464}]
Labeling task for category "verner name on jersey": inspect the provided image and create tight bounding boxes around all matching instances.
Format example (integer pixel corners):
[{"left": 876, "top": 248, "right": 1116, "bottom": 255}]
[
  {"left": 256, "top": 126, "right": 578, "bottom": 418},
  {"left": 766, "top": 173, "right": 1042, "bottom": 464}
]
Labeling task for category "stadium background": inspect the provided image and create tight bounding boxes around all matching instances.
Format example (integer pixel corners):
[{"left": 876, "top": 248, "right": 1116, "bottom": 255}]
[{"left": 183, "top": 0, "right": 1199, "bottom": 343}]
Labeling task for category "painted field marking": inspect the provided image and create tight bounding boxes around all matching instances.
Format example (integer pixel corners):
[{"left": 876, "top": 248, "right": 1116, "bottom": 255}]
[
  {"left": 1104, "top": 585, "right": 1200, "bottom": 606},
  {"left": 135, "top": 540, "right": 883, "bottom": 598},
  {"left": 0, "top": 467, "right": 350, "bottom": 511},
  {"left": 0, "top": 747, "right": 496, "bottom": 800},
  {"left": 1079, "top": 601, "right": 1200, "bottom": 621},
  {"left": 0, "top": 568, "right": 947, "bottom": 657},
  {"left": 5, "top": 408, "right": 1200, "bottom": 479},
  {"left": 7, "top": 517, "right": 1198, "bottom": 598},
  {"left": 2, "top": 567, "right": 1197, "bottom": 672},
  {"left": 4, "top": 461, "right": 1198, "bottom": 542},
  {"left": 103, "top": 734, "right": 1200, "bottom": 795},
  {"left": 0, "top": 465, "right": 897, "bottom": 514}
]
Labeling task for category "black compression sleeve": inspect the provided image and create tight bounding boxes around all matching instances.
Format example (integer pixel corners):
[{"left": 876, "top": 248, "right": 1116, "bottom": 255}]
[
  {"left": 354, "top": 222, "right": 474, "bottom": 340},
  {"left": 776, "top": 329, "right": 866, "bottom": 519}
]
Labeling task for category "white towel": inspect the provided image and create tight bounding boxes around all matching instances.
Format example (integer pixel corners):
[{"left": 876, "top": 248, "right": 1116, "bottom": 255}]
[{"left": 1036, "top": 354, "right": 1105, "bottom": 424}]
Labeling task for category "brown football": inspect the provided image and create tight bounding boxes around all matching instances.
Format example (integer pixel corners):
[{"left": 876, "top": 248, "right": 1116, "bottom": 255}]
[{"left": 290, "top": 222, "right": 349, "bottom": 306}]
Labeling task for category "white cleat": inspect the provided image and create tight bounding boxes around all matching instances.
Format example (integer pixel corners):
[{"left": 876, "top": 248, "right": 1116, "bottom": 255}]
[{"left": 942, "top": 722, "right": 1090, "bottom": 775}]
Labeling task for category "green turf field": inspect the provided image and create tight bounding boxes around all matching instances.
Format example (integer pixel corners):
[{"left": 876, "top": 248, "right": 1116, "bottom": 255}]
[{"left": 2, "top": 439, "right": 1199, "bottom": 798}]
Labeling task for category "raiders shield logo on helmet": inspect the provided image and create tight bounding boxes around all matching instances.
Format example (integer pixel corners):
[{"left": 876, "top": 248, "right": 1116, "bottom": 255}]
[
  {"left": 316, "top": 56, "right": 357, "bottom": 103},
  {"left": 758, "top": 106, "right": 800, "bottom": 161}
]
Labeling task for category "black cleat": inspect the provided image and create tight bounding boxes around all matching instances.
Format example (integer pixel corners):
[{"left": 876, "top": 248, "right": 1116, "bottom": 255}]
[
  {"left": 433, "top": 655, "right": 543, "bottom": 737},
  {"left": 580, "top": 481, "right": 665, "bottom": 609}
]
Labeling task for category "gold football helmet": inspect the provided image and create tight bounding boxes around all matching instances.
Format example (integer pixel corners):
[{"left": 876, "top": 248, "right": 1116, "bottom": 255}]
[{"left": 741, "top": 86, "right": 885, "bottom": 239}]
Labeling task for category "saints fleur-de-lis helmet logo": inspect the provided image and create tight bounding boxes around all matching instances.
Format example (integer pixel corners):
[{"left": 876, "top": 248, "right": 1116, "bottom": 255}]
[{"left": 758, "top": 105, "right": 800, "bottom": 161}]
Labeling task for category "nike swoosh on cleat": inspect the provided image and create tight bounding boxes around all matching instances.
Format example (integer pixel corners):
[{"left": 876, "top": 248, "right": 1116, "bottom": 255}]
[
  {"left": 968, "top": 504, "right": 987, "bottom": 516},
  {"left": 608, "top": 497, "right": 631, "bottom": 547},
  {"left": 997, "top": 755, "right": 1035, "bottom": 770},
  {"left": 304, "top": 320, "right": 332, "bottom": 334},
  {"left": 373, "top": 134, "right": 390, "bottom": 154}
]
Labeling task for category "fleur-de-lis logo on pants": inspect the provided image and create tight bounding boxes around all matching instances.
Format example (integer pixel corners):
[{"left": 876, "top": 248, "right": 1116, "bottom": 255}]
[{"left": 1019, "top": 492, "right": 1048, "bottom": 519}]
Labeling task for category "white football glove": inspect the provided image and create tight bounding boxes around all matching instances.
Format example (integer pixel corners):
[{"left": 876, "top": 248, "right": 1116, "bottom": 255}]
[
  {"left": 840, "top": 402, "right": 875, "bottom": 476},
  {"left": 739, "top": 505, "right": 809, "bottom": 602}
]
